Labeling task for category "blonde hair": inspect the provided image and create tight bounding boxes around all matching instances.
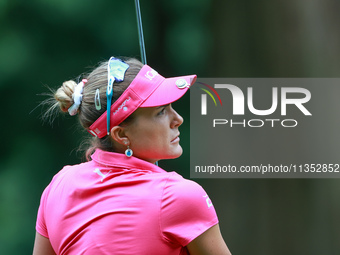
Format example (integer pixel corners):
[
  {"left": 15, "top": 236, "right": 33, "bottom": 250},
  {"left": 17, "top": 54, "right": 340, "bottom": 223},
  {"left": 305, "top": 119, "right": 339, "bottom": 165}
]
[{"left": 46, "top": 57, "right": 143, "bottom": 160}]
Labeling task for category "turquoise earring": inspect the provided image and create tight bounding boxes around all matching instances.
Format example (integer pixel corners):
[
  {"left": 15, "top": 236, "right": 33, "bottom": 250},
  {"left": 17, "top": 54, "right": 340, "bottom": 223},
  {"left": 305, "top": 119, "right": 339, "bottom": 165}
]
[{"left": 125, "top": 145, "right": 133, "bottom": 157}]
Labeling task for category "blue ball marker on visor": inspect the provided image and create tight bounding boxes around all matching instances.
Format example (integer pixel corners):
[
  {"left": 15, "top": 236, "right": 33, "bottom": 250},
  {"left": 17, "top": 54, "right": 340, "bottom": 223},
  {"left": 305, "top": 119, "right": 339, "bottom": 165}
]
[{"left": 106, "top": 57, "right": 130, "bottom": 135}]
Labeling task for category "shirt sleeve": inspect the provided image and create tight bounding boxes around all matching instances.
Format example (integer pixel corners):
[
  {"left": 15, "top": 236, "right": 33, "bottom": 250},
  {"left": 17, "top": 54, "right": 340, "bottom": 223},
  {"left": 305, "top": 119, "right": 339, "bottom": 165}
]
[
  {"left": 35, "top": 184, "right": 51, "bottom": 238},
  {"left": 160, "top": 173, "right": 219, "bottom": 246}
]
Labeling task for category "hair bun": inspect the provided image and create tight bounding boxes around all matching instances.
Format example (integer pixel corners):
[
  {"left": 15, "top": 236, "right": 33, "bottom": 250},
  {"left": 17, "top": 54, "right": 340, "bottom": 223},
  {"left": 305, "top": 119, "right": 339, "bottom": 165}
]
[{"left": 54, "top": 80, "right": 77, "bottom": 112}]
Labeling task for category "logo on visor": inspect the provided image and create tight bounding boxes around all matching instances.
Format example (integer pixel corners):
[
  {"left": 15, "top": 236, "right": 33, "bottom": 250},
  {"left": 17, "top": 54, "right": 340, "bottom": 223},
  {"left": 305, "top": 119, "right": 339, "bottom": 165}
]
[
  {"left": 145, "top": 69, "right": 158, "bottom": 80},
  {"left": 113, "top": 97, "right": 131, "bottom": 116}
]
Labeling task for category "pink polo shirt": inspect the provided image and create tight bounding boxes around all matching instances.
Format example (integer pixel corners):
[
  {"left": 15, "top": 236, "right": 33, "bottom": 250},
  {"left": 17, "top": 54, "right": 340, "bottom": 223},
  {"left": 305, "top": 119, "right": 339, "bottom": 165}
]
[{"left": 36, "top": 149, "right": 218, "bottom": 255}]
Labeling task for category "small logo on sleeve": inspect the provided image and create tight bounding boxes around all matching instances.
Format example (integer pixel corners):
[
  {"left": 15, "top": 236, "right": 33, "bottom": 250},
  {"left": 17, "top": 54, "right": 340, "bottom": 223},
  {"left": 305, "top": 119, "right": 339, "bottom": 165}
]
[{"left": 203, "top": 194, "right": 213, "bottom": 208}]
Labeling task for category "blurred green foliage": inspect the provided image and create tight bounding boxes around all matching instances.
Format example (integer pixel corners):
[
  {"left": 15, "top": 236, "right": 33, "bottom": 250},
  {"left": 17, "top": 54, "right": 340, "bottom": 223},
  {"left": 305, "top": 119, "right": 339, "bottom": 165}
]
[{"left": 1, "top": 0, "right": 340, "bottom": 254}]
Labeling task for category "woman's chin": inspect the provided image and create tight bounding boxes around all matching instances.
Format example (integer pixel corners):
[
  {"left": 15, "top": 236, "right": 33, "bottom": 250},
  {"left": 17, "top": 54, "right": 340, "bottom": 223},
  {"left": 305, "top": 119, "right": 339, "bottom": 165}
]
[{"left": 167, "top": 146, "right": 183, "bottom": 159}]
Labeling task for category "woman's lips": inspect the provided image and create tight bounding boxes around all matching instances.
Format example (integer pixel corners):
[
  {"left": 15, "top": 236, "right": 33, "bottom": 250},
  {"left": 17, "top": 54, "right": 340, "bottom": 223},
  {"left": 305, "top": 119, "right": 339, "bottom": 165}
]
[{"left": 171, "top": 134, "right": 180, "bottom": 143}]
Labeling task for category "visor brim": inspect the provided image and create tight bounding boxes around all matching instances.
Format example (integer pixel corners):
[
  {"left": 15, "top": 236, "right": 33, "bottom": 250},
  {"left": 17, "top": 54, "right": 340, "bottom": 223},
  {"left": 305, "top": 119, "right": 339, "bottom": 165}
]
[{"left": 140, "top": 75, "right": 197, "bottom": 107}]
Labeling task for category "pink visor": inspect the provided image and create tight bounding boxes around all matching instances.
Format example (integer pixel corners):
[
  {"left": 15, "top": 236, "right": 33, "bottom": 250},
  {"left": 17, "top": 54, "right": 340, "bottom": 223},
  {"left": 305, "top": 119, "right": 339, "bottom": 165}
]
[{"left": 88, "top": 65, "right": 197, "bottom": 138}]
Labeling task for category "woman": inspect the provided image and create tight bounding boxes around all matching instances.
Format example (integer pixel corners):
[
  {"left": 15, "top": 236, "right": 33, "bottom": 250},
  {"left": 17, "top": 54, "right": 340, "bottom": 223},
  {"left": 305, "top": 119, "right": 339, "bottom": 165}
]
[{"left": 33, "top": 57, "right": 231, "bottom": 255}]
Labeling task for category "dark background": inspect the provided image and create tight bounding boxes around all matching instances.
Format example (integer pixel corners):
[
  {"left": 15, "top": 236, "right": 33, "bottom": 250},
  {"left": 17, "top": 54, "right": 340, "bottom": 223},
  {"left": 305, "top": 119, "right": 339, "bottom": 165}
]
[{"left": 1, "top": 0, "right": 340, "bottom": 254}]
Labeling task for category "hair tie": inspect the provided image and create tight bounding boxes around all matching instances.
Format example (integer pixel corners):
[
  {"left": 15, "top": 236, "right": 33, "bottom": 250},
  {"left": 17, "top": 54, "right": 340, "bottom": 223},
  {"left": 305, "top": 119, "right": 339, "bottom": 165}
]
[{"left": 68, "top": 79, "right": 88, "bottom": 116}]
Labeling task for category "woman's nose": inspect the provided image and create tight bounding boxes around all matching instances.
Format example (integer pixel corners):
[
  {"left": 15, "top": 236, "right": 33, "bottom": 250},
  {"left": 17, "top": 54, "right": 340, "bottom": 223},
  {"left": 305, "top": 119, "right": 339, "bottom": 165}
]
[{"left": 170, "top": 106, "right": 183, "bottom": 128}]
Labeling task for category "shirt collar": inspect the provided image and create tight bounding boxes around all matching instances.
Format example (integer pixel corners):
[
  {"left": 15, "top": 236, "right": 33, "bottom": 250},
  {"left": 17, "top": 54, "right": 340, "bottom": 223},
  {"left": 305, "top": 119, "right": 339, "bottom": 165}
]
[{"left": 91, "top": 149, "right": 166, "bottom": 174}]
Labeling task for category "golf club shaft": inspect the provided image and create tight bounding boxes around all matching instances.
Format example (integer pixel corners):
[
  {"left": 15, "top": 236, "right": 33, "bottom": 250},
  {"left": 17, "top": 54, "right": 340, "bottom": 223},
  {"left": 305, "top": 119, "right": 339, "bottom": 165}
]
[{"left": 134, "top": 0, "right": 147, "bottom": 65}]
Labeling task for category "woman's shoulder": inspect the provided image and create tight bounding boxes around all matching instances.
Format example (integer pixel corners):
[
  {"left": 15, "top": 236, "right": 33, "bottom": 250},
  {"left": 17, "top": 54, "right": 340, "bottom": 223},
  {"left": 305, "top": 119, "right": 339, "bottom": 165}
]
[
  {"left": 162, "top": 172, "right": 208, "bottom": 202},
  {"left": 164, "top": 171, "right": 198, "bottom": 186},
  {"left": 46, "top": 161, "right": 95, "bottom": 186},
  {"left": 159, "top": 172, "right": 218, "bottom": 246}
]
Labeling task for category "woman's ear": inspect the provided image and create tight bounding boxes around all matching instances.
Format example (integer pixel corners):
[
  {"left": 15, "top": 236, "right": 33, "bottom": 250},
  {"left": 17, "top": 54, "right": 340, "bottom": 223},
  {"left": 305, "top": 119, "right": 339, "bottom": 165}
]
[{"left": 110, "top": 126, "right": 129, "bottom": 146}]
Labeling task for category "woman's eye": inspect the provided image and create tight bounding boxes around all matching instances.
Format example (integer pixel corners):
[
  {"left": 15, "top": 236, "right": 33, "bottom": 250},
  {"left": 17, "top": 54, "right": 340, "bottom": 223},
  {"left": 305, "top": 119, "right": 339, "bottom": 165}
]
[
  {"left": 158, "top": 107, "right": 166, "bottom": 115},
  {"left": 157, "top": 104, "right": 171, "bottom": 116}
]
